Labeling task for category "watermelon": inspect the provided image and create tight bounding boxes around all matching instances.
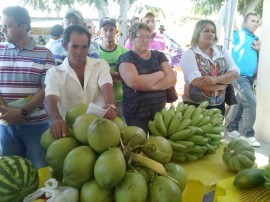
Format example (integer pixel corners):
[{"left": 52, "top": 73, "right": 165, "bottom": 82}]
[{"left": 0, "top": 156, "right": 39, "bottom": 202}]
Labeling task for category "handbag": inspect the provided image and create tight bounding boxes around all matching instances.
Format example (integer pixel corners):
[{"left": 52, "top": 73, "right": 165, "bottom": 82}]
[
  {"left": 225, "top": 83, "right": 237, "bottom": 106},
  {"left": 166, "top": 86, "right": 178, "bottom": 103}
]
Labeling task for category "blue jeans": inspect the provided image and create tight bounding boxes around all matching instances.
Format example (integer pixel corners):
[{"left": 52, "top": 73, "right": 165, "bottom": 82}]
[
  {"left": 227, "top": 76, "right": 256, "bottom": 137},
  {"left": 0, "top": 123, "right": 49, "bottom": 169}
]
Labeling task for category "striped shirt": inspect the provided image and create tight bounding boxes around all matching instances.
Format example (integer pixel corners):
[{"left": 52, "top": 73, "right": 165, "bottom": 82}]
[{"left": 0, "top": 37, "right": 56, "bottom": 125}]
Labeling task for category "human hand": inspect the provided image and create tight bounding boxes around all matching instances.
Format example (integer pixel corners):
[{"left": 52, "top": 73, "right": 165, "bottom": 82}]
[
  {"left": 103, "top": 106, "right": 117, "bottom": 120},
  {"left": 199, "top": 76, "right": 217, "bottom": 85},
  {"left": 0, "top": 105, "right": 25, "bottom": 124},
  {"left": 252, "top": 40, "right": 261, "bottom": 51},
  {"left": 50, "top": 118, "right": 69, "bottom": 139}
]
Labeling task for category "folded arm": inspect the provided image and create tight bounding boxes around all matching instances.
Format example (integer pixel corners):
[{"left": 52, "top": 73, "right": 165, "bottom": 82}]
[
  {"left": 150, "top": 62, "right": 177, "bottom": 90},
  {"left": 118, "top": 62, "right": 165, "bottom": 91},
  {"left": 191, "top": 77, "right": 227, "bottom": 91}
]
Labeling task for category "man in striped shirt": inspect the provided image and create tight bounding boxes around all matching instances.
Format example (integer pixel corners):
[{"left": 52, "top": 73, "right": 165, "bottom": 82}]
[{"left": 0, "top": 6, "right": 55, "bottom": 168}]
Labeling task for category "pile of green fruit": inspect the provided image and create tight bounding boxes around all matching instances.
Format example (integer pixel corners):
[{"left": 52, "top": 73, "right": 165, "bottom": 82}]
[
  {"left": 40, "top": 103, "right": 187, "bottom": 202},
  {"left": 148, "top": 101, "right": 226, "bottom": 162}
]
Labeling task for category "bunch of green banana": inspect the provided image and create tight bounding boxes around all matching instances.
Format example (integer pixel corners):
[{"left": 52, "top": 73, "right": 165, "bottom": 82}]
[{"left": 148, "top": 101, "right": 226, "bottom": 162}]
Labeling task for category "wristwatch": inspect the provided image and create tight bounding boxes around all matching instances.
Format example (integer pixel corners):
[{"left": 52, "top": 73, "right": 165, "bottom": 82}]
[
  {"left": 20, "top": 108, "right": 28, "bottom": 117},
  {"left": 105, "top": 104, "right": 116, "bottom": 110}
]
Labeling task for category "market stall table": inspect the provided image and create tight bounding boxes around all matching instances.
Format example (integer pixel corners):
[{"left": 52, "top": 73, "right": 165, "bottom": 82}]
[{"left": 176, "top": 143, "right": 235, "bottom": 202}]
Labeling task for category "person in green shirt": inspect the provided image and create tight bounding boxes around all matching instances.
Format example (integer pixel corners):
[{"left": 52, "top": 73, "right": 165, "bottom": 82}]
[{"left": 99, "top": 17, "right": 127, "bottom": 116}]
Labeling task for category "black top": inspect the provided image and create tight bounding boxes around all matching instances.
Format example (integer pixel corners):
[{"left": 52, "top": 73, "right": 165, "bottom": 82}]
[{"left": 116, "top": 50, "right": 168, "bottom": 118}]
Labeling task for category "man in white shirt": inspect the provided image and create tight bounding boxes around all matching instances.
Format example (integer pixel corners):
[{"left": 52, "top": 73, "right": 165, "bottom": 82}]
[{"left": 44, "top": 25, "right": 117, "bottom": 139}]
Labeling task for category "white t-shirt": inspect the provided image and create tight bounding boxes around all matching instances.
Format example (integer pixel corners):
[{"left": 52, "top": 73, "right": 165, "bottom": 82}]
[{"left": 45, "top": 57, "right": 112, "bottom": 118}]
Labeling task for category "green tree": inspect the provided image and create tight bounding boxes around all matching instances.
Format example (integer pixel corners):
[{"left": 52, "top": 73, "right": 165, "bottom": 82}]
[{"left": 192, "top": 0, "right": 263, "bottom": 17}]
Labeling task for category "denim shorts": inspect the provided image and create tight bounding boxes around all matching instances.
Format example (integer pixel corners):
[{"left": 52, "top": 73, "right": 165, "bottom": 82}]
[{"left": 0, "top": 123, "right": 49, "bottom": 169}]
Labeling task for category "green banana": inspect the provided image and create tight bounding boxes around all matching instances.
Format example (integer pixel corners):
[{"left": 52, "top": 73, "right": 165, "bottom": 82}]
[
  {"left": 184, "top": 135, "right": 210, "bottom": 145},
  {"left": 169, "top": 129, "right": 192, "bottom": 141},
  {"left": 175, "top": 118, "right": 191, "bottom": 132},
  {"left": 154, "top": 112, "right": 167, "bottom": 136},
  {"left": 197, "top": 115, "right": 211, "bottom": 127},
  {"left": 210, "top": 115, "right": 223, "bottom": 126},
  {"left": 172, "top": 150, "right": 186, "bottom": 156},
  {"left": 163, "top": 108, "right": 174, "bottom": 130},
  {"left": 160, "top": 107, "right": 168, "bottom": 119},
  {"left": 205, "top": 143, "right": 216, "bottom": 154},
  {"left": 207, "top": 109, "right": 214, "bottom": 117},
  {"left": 187, "top": 151, "right": 204, "bottom": 159},
  {"left": 189, "top": 145, "right": 207, "bottom": 154},
  {"left": 148, "top": 120, "right": 163, "bottom": 136},
  {"left": 172, "top": 154, "right": 187, "bottom": 162},
  {"left": 176, "top": 102, "right": 188, "bottom": 113},
  {"left": 209, "top": 108, "right": 222, "bottom": 115},
  {"left": 167, "top": 113, "right": 182, "bottom": 136},
  {"left": 208, "top": 124, "right": 226, "bottom": 134},
  {"left": 204, "top": 133, "right": 223, "bottom": 141},
  {"left": 182, "top": 105, "right": 196, "bottom": 120},
  {"left": 193, "top": 127, "right": 204, "bottom": 135},
  {"left": 198, "top": 101, "right": 209, "bottom": 109},
  {"left": 199, "top": 123, "right": 213, "bottom": 133},
  {"left": 174, "top": 140, "right": 194, "bottom": 148},
  {"left": 190, "top": 114, "right": 204, "bottom": 126},
  {"left": 185, "top": 153, "right": 198, "bottom": 161},
  {"left": 210, "top": 140, "right": 222, "bottom": 146},
  {"left": 202, "top": 109, "right": 209, "bottom": 116},
  {"left": 191, "top": 107, "right": 203, "bottom": 119},
  {"left": 168, "top": 139, "right": 188, "bottom": 152},
  {"left": 187, "top": 126, "right": 199, "bottom": 135}
]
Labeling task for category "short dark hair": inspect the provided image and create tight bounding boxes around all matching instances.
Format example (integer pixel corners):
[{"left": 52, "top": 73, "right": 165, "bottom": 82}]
[
  {"left": 2, "top": 6, "right": 31, "bottom": 32},
  {"left": 243, "top": 13, "right": 258, "bottom": 22},
  {"left": 128, "top": 22, "right": 151, "bottom": 40},
  {"left": 62, "top": 25, "right": 92, "bottom": 47}
]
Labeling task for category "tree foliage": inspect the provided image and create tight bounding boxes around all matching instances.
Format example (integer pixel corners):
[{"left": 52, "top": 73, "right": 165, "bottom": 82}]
[{"left": 192, "top": 0, "right": 263, "bottom": 17}]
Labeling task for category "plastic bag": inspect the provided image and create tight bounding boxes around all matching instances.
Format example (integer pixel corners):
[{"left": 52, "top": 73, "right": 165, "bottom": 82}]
[{"left": 23, "top": 178, "right": 79, "bottom": 202}]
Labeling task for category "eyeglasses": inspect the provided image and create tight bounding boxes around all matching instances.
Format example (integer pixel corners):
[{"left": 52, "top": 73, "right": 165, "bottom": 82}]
[{"left": 135, "top": 35, "right": 152, "bottom": 40}]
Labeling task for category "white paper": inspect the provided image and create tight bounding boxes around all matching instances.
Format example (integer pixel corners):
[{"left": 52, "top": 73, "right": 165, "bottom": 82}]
[{"left": 86, "top": 103, "right": 107, "bottom": 118}]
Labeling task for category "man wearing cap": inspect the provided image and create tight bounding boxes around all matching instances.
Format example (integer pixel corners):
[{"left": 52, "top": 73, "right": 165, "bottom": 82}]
[
  {"left": 99, "top": 17, "right": 127, "bottom": 116},
  {"left": 125, "top": 10, "right": 166, "bottom": 52},
  {"left": 49, "top": 8, "right": 99, "bottom": 65},
  {"left": 45, "top": 24, "right": 63, "bottom": 50}
]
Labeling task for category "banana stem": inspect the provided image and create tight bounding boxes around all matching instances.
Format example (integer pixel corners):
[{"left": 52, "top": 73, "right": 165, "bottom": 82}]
[{"left": 131, "top": 144, "right": 155, "bottom": 152}]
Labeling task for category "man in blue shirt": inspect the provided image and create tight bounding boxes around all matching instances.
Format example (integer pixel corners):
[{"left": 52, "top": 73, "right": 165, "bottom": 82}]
[
  {"left": 49, "top": 9, "right": 99, "bottom": 65},
  {"left": 226, "top": 13, "right": 261, "bottom": 147}
]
